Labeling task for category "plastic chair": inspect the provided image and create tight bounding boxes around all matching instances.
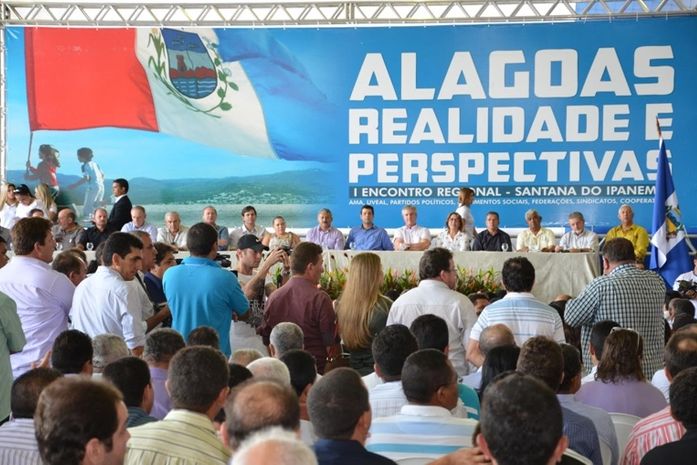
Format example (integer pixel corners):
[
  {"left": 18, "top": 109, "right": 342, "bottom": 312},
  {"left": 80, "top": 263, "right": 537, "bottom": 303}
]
[
  {"left": 609, "top": 412, "right": 641, "bottom": 457},
  {"left": 599, "top": 439, "right": 612, "bottom": 465},
  {"left": 565, "top": 448, "right": 593, "bottom": 465},
  {"left": 393, "top": 458, "right": 432, "bottom": 465}
]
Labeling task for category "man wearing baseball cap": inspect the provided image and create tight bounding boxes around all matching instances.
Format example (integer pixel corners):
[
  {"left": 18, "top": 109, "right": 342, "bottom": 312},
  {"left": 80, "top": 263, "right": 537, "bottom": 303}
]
[{"left": 230, "top": 236, "right": 290, "bottom": 354}]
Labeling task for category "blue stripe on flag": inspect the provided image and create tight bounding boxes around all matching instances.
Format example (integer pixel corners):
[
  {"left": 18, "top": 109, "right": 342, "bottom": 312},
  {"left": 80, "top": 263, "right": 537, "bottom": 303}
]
[
  {"left": 650, "top": 138, "right": 692, "bottom": 286},
  {"left": 214, "top": 29, "right": 339, "bottom": 163}
]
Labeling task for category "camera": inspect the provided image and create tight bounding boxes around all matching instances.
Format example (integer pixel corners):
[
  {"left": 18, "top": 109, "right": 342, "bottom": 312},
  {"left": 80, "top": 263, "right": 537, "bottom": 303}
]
[
  {"left": 214, "top": 253, "right": 232, "bottom": 269},
  {"left": 281, "top": 246, "right": 292, "bottom": 256}
]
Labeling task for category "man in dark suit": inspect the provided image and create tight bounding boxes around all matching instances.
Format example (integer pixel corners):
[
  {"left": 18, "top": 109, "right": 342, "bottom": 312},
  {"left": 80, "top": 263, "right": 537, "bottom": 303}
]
[{"left": 108, "top": 178, "right": 132, "bottom": 231}]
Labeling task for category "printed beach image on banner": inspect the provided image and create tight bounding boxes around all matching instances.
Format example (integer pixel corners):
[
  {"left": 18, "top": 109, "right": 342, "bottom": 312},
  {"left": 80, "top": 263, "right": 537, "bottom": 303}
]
[{"left": 5, "top": 18, "right": 697, "bottom": 230}]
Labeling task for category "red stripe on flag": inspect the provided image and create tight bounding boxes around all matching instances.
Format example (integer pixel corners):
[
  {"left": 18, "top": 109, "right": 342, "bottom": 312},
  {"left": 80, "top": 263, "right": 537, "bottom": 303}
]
[{"left": 25, "top": 28, "right": 158, "bottom": 132}]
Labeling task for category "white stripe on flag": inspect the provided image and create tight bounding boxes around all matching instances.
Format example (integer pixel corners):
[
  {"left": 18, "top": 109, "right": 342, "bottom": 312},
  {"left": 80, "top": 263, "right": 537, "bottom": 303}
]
[{"left": 651, "top": 191, "right": 686, "bottom": 268}]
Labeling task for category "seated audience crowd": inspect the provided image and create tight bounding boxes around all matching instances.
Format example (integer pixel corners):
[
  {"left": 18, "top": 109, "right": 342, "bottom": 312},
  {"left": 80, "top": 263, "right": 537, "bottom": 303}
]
[{"left": 0, "top": 178, "right": 694, "bottom": 465}]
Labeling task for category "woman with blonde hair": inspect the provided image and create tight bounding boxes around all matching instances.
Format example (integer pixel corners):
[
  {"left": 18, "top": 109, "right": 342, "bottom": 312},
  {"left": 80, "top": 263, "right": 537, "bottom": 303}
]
[
  {"left": 34, "top": 183, "right": 58, "bottom": 222},
  {"left": 0, "top": 183, "right": 18, "bottom": 229},
  {"left": 576, "top": 327, "right": 666, "bottom": 417},
  {"left": 336, "top": 252, "right": 392, "bottom": 375}
]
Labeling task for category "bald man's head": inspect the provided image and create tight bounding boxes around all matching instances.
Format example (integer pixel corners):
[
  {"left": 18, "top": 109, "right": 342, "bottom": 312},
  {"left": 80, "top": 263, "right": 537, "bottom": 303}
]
[
  {"left": 224, "top": 380, "right": 300, "bottom": 450},
  {"left": 480, "top": 324, "right": 516, "bottom": 357}
]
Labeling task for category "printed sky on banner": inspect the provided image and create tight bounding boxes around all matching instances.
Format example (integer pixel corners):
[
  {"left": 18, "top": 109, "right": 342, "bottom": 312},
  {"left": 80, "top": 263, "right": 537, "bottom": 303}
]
[{"left": 5, "top": 18, "right": 697, "bottom": 229}]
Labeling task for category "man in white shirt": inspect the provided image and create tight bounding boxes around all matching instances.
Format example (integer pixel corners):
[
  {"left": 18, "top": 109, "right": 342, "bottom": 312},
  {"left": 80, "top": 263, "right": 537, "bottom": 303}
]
[
  {"left": 387, "top": 248, "right": 477, "bottom": 376},
  {"left": 556, "top": 211, "right": 598, "bottom": 253},
  {"left": 0, "top": 218, "right": 75, "bottom": 377},
  {"left": 71, "top": 232, "right": 146, "bottom": 356},
  {"left": 393, "top": 205, "right": 431, "bottom": 251},
  {"left": 121, "top": 206, "right": 158, "bottom": 243},
  {"left": 156, "top": 211, "right": 188, "bottom": 251}
]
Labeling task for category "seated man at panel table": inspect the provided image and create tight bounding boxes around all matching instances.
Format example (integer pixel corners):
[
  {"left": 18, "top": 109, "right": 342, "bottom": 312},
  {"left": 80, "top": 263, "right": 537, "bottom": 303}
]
[
  {"left": 157, "top": 211, "right": 188, "bottom": 251},
  {"left": 517, "top": 209, "right": 556, "bottom": 252},
  {"left": 201, "top": 206, "right": 230, "bottom": 251},
  {"left": 229, "top": 205, "right": 270, "bottom": 250},
  {"left": 605, "top": 204, "right": 649, "bottom": 266},
  {"left": 77, "top": 207, "right": 115, "bottom": 251},
  {"left": 556, "top": 211, "right": 598, "bottom": 253},
  {"left": 305, "top": 208, "right": 345, "bottom": 250},
  {"left": 121, "top": 206, "right": 158, "bottom": 243},
  {"left": 392, "top": 205, "right": 431, "bottom": 251},
  {"left": 345, "top": 205, "right": 393, "bottom": 251},
  {"left": 472, "top": 211, "right": 513, "bottom": 252},
  {"left": 52, "top": 208, "right": 82, "bottom": 250}
]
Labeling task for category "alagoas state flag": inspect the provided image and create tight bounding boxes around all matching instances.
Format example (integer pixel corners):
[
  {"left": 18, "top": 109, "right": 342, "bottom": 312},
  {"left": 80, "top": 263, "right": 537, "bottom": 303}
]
[{"left": 24, "top": 28, "right": 337, "bottom": 162}]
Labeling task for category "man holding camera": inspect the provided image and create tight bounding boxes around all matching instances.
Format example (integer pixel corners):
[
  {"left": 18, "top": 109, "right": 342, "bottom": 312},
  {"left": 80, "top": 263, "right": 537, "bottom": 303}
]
[
  {"left": 230, "top": 236, "right": 290, "bottom": 353},
  {"left": 164, "top": 223, "right": 248, "bottom": 357}
]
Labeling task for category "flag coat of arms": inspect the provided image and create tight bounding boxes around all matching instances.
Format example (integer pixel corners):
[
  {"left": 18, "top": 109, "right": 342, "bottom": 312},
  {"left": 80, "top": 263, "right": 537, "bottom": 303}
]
[
  {"left": 649, "top": 136, "right": 692, "bottom": 286},
  {"left": 24, "top": 28, "right": 337, "bottom": 162}
]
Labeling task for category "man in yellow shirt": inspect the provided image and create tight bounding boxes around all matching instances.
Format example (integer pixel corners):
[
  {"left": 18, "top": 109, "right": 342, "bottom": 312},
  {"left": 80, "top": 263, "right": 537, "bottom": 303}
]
[{"left": 605, "top": 204, "right": 649, "bottom": 267}]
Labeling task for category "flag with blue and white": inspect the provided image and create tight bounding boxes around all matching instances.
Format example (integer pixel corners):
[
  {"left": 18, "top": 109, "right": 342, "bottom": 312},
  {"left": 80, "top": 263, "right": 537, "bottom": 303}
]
[{"left": 650, "top": 131, "right": 693, "bottom": 286}]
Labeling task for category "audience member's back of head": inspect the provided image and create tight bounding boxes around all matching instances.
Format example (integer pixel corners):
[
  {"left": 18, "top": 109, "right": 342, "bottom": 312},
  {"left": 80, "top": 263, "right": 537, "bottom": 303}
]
[
  {"left": 479, "top": 324, "right": 516, "bottom": 358},
  {"left": 169, "top": 346, "right": 229, "bottom": 412},
  {"left": 603, "top": 238, "right": 636, "bottom": 263},
  {"left": 480, "top": 345, "right": 520, "bottom": 397},
  {"left": 516, "top": 336, "right": 563, "bottom": 391},
  {"left": 290, "top": 242, "right": 322, "bottom": 275},
  {"left": 401, "top": 349, "right": 456, "bottom": 406},
  {"left": 225, "top": 380, "right": 300, "bottom": 449},
  {"left": 102, "top": 356, "right": 151, "bottom": 408},
  {"left": 664, "top": 332, "right": 697, "bottom": 379},
  {"left": 144, "top": 328, "right": 186, "bottom": 366},
  {"left": 669, "top": 366, "right": 697, "bottom": 427},
  {"left": 11, "top": 368, "right": 62, "bottom": 419},
  {"left": 418, "top": 247, "right": 452, "bottom": 280},
  {"left": 229, "top": 363, "right": 254, "bottom": 388},
  {"left": 51, "top": 329, "right": 93, "bottom": 375},
  {"left": 230, "top": 427, "right": 318, "bottom": 465},
  {"left": 559, "top": 343, "right": 583, "bottom": 393},
  {"left": 247, "top": 357, "right": 291, "bottom": 386},
  {"left": 410, "top": 314, "right": 449, "bottom": 352},
  {"left": 372, "top": 324, "right": 418, "bottom": 381},
  {"left": 187, "top": 326, "right": 220, "bottom": 349},
  {"left": 92, "top": 334, "right": 130, "bottom": 374},
  {"left": 51, "top": 250, "right": 85, "bottom": 278},
  {"left": 187, "top": 222, "right": 218, "bottom": 256},
  {"left": 270, "top": 322, "right": 304, "bottom": 358},
  {"left": 307, "top": 367, "right": 368, "bottom": 440},
  {"left": 501, "top": 257, "right": 535, "bottom": 292},
  {"left": 597, "top": 328, "right": 644, "bottom": 383},
  {"left": 590, "top": 320, "right": 621, "bottom": 360},
  {"left": 280, "top": 350, "right": 317, "bottom": 397},
  {"left": 671, "top": 298, "right": 695, "bottom": 318},
  {"left": 479, "top": 373, "right": 564, "bottom": 465},
  {"left": 231, "top": 348, "right": 265, "bottom": 366},
  {"left": 35, "top": 378, "right": 124, "bottom": 465}
]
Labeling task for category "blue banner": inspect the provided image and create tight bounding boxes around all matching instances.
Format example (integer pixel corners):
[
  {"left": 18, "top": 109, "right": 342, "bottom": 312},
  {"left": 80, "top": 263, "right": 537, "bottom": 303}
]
[{"left": 5, "top": 17, "right": 697, "bottom": 231}]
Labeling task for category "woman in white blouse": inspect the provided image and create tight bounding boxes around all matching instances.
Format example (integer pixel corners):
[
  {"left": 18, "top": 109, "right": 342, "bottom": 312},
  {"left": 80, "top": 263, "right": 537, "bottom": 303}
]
[
  {"left": 437, "top": 212, "right": 470, "bottom": 251},
  {"left": 0, "top": 183, "right": 18, "bottom": 229}
]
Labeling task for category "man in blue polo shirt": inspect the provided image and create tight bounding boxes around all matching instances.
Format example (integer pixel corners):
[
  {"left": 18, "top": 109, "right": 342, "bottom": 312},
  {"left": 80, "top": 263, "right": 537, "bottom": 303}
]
[
  {"left": 163, "top": 222, "right": 248, "bottom": 356},
  {"left": 345, "top": 205, "right": 393, "bottom": 251}
]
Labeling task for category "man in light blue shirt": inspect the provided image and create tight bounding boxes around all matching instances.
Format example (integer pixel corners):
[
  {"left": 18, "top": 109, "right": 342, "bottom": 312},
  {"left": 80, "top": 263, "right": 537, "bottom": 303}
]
[
  {"left": 164, "top": 223, "right": 248, "bottom": 356},
  {"left": 345, "top": 205, "right": 393, "bottom": 251}
]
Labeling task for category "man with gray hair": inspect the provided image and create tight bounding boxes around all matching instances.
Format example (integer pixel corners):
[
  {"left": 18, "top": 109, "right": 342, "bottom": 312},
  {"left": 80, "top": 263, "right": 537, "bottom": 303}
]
[
  {"left": 270, "top": 322, "right": 304, "bottom": 358},
  {"left": 393, "top": 205, "right": 431, "bottom": 251},
  {"left": 305, "top": 208, "right": 345, "bottom": 250},
  {"left": 157, "top": 211, "right": 188, "bottom": 251},
  {"left": 143, "top": 328, "right": 185, "bottom": 420},
  {"left": 231, "top": 427, "right": 317, "bottom": 465},
  {"left": 247, "top": 357, "right": 292, "bottom": 386},
  {"left": 556, "top": 211, "right": 598, "bottom": 253},
  {"left": 121, "top": 206, "right": 158, "bottom": 242},
  {"left": 92, "top": 334, "right": 129, "bottom": 375},
  {"left": 516, "top": 209, "right": 556, "bottom": 252}
]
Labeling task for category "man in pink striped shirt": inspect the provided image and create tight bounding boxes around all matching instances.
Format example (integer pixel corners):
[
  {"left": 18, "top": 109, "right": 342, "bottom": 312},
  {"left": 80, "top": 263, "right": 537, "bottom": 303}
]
[{"left": 621, "top": 331, "right": 697, "bottom": 465}]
